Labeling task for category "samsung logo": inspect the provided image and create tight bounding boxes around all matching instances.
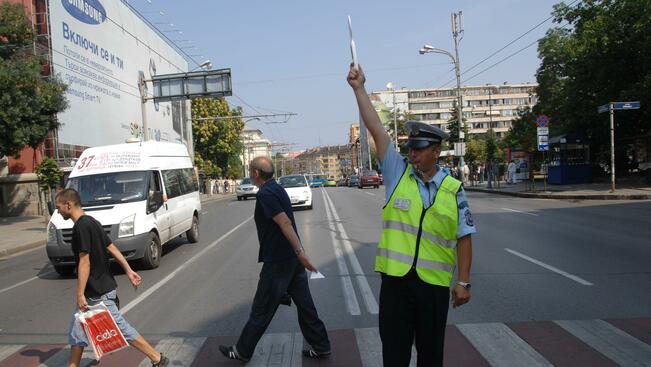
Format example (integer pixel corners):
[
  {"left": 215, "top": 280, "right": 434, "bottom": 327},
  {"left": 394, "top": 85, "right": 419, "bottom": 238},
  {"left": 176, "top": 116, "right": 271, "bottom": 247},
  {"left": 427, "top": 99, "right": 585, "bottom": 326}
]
[{"left": 62, "top": 0, "right": 106, "bottom": 25}]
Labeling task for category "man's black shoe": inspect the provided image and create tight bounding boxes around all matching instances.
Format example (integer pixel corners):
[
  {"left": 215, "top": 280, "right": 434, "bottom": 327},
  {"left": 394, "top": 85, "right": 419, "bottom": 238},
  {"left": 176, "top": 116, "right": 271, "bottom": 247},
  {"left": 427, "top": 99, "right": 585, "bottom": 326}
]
[
  {"left": 279, "top": 293, "right": 292, "bottom": 307},
  {"left": 302, "top": 348, "right": 331, "bottom": 359},
  {"left": 152, "top": 353, "right": 169, "bottom": 367},
  {"left": 219, "top": 345, "right": 250, "bottom": 362}
]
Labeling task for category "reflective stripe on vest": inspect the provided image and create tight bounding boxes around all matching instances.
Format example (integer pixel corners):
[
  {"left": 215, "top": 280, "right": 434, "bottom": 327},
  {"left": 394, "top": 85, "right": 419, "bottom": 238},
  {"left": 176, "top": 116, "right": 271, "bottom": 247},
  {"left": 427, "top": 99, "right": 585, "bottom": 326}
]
[{"left": 376, "top": 164, "right": 461, "bottom": 286}]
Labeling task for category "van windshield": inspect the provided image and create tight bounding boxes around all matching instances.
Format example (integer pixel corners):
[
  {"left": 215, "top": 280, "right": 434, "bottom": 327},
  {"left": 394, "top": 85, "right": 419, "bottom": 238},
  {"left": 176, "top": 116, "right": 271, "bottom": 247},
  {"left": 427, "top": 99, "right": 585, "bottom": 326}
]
[{"left": 66, "top": 171, "right": 149, "bottom": 206}]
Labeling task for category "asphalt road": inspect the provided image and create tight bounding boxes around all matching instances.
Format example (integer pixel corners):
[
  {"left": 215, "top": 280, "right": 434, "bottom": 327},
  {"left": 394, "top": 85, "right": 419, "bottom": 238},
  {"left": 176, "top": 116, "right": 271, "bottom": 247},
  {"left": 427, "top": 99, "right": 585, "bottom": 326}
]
[{"left": 0, "top": 187, "right": 650, "bottom": 365}]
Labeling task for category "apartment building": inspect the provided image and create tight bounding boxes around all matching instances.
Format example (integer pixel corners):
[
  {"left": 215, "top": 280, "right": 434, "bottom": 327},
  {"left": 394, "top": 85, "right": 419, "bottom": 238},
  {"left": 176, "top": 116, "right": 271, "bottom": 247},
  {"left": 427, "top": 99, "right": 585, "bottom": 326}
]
[{"left": 370, "top": 83, "right": 538, "bottom": 138}]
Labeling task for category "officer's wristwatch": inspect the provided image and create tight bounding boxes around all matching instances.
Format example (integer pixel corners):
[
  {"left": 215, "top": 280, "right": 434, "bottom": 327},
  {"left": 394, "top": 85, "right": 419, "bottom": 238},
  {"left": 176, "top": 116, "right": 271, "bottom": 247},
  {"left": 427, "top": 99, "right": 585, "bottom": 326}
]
[{"left": 456, "top": 281, "right": 471, "bottom": 290}]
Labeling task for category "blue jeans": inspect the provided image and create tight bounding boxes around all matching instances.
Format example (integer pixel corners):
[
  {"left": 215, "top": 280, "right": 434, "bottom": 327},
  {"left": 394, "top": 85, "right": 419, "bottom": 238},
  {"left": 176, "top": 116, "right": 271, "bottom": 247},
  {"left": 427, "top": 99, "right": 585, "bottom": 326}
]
[
  {"left": 68, "top": 289, "right": 140, "bottom": 347},
  {"left": 236, "top": 257, "right": 330, "bottom": 359}
]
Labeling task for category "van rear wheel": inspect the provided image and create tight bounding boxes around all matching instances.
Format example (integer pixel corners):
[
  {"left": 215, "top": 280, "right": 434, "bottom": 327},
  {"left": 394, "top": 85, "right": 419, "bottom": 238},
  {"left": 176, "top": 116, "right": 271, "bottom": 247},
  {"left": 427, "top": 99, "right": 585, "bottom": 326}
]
[
  {"left": 186, "top": 215, "right": 199, "bottom": 243},
  {"left": 140, "top": 232, "right": 161, "bottom": 269}
]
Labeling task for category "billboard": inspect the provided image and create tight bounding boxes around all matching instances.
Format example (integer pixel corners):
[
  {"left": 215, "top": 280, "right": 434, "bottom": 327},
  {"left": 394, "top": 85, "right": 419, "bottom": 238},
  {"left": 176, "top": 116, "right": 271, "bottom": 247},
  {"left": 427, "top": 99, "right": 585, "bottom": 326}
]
[{"left": 49, "top": 0, "right": 190, "bottom": 147}]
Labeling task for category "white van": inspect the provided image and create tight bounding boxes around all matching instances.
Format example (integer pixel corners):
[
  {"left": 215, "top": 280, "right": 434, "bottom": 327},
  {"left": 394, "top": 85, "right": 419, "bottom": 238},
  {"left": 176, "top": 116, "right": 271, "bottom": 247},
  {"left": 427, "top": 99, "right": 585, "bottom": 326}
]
[{"left": 46, "top": 141, "right": 201, "bottom": 275}]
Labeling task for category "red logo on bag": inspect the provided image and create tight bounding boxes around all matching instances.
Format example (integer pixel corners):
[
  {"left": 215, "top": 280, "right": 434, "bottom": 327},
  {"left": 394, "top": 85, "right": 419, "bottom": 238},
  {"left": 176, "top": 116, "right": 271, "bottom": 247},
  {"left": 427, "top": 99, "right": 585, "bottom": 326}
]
[{"left": 96, "top": 329, "right": 118, "bottom": 342}]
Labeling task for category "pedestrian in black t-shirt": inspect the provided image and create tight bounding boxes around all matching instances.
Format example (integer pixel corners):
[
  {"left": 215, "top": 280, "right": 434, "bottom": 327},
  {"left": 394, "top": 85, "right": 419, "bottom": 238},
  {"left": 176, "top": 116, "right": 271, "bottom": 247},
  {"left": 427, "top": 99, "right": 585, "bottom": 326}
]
[
  {"left": 219, "top": 157, "right": 331, "bottom": 362},
  {"left": 55, "top": 189, "right": 169, "bottom": 367}
]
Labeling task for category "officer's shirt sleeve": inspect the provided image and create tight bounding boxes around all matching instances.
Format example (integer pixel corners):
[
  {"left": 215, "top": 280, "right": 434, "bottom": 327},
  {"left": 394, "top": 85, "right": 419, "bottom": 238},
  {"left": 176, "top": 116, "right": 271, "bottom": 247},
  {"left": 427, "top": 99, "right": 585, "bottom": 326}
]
[
  {"left": 456, "top": 187, "right": 477, "bottom": 238},
  {"left": 380, "top": 143, "right": 406, "bottom": 204}
]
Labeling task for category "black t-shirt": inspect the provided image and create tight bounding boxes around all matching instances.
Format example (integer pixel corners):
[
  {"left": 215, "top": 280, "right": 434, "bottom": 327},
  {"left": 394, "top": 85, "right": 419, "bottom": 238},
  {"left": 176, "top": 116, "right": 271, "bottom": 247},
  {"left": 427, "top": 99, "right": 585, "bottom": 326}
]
[
  {"left": 71, "top": 215, "right": 117, "bottom": 298},
  {"left": 254, "top": 179, "right": 298, "bottom": 263}
]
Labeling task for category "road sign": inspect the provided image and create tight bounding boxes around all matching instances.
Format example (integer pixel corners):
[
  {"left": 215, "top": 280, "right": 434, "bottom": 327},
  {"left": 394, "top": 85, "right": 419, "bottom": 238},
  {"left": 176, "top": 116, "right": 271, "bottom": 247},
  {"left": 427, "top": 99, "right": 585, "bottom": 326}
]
[
  {"left": 612, "top": 101, "right": 640, "bottom": 110},
  {"left": 537, "top": 127, "right": 549, "bottom": 136},
  {"left": 598, "top": 101, "right": 641, "bottom": 113},
  {"left": 454, "top": 142, "right": 466, "bottom": 157},
  {"left": 535, "top": 115, "right": 549, "bottom": 127},
  {"left": 537, "top": 135, "right": 549, "bottom": 151}
]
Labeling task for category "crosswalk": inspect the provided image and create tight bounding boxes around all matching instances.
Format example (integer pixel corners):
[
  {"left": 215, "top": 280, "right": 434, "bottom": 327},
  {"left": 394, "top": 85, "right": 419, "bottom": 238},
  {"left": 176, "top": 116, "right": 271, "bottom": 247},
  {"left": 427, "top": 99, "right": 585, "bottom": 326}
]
[{"left": 1, "top": 318, "right": 649, "bottom": 366}]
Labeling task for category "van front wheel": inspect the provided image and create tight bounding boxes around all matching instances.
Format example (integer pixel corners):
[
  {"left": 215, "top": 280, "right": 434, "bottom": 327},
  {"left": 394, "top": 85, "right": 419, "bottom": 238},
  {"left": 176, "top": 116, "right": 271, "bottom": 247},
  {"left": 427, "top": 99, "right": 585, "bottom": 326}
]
[
  {"left": 140, "top": 232, "right": 161, "bottom": 269},
  {"left": 186, "top": 215, "right": 199, "bottom": 243}
]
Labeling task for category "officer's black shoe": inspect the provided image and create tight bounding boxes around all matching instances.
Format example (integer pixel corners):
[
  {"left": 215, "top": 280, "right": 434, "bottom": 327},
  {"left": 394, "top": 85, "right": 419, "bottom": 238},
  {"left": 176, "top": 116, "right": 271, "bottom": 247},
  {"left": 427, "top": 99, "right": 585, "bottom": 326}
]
[
  {"left": 302, "top": 348, "right": 331, "bottom": 359},
  {"left": 279, "top": 293, "right": 292, "bottom": 307},
  {"left": 219, "top": 345, "right": 250, "bottom": 363}
]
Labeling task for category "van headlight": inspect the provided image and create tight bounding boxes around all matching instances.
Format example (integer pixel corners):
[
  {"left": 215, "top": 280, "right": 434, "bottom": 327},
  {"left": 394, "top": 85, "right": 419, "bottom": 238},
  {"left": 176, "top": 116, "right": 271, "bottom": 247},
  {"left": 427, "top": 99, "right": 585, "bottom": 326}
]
[
  {"left": 47, "top": 223, "right": 58, "bottom": 243},
  {"left": 118, "top": 214, "right": 135, "bottom": 238}
]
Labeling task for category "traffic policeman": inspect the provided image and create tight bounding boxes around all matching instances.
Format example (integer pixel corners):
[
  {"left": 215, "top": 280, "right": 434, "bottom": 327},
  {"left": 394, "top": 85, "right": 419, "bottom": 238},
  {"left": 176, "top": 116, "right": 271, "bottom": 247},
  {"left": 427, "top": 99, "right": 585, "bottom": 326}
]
[{"left": 347, "top": 64, "right": 476, "bottom": 367}]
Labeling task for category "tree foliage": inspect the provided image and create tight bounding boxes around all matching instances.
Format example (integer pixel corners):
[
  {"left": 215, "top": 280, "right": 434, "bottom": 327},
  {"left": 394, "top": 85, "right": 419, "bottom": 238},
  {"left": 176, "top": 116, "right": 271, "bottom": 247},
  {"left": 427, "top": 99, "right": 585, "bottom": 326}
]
[
  {"left": 534, "top": 0, "right": 650, "bottom": 165},
  {"left": 0, "top": 3, "right": 68, "bottom": 158},
  {"left": 503, "top": 106, "right": 538, "bottom": 152},
  {"left": 446, "top": 101, "right": 468, "bottom": 145},
  {"left": 34, "top": 156, "right": 63, "bottom": 192},
  {"left": 191, "top": 97, "right": 244, "bottom": 178}
]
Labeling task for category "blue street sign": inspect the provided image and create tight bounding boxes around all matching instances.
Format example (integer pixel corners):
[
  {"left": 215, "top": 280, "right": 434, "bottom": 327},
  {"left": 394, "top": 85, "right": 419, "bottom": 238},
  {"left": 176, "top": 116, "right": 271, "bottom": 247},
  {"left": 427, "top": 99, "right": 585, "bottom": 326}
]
[
  {"left": 538, "top": 144, "right": 549, "bottom": 152},
  {"left": 598, "top": 101, "right": 640, "bottom": 113},
  {"left": 612, "top": 101, "right": 640, "bottom": 110},
  {"left": 597, "top": 104, "right": 610, "bottom": 114}
]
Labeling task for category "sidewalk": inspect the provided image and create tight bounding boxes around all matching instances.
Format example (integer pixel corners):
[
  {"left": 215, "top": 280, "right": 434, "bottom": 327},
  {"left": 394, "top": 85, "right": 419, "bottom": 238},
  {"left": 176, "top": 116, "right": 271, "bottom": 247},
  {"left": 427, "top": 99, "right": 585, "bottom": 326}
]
[
  {"left": 0, "top": 193, "right": 235, "bottom": 259},
  {"left": 465, "top": 179, "right": 651, "bottom": 200}
]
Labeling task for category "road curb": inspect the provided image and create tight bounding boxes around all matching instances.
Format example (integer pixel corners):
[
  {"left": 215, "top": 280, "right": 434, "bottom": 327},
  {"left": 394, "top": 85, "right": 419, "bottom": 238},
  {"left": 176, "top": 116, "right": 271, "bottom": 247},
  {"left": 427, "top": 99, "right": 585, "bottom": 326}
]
[
  {"left": 200, "top": 193, "right": 236, "bottom": 204},
  {"left": 465, "top": 187, "right": 651, "bottom": 200},
  {"left": 0, "top": 239, "right": 45, "bottom": 259}
]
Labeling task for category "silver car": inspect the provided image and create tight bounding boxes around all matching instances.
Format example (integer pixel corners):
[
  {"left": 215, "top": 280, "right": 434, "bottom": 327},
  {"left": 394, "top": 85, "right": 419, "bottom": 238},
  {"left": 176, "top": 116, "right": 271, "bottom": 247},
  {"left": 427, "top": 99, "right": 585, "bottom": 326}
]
[{"left": 236, "top": 177, "right": 259, "bottom": 200}]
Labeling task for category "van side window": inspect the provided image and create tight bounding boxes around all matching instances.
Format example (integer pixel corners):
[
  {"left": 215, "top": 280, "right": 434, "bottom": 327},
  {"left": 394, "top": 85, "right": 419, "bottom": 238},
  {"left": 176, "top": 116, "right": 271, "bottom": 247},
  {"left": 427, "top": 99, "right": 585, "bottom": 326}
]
[
  {"left": 162, "top": 170, "right": 181, "bottom": 198},
  {"left": 149, "top": 171, "right": 162, "bottom": 193}
]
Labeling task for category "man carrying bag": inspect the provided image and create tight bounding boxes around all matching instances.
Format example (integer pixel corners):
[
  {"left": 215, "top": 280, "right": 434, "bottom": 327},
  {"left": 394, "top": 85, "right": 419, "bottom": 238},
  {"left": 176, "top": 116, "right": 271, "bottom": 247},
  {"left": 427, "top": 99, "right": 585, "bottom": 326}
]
[{"left": 55, "top": 189, "right": 169, "bottom": 367}]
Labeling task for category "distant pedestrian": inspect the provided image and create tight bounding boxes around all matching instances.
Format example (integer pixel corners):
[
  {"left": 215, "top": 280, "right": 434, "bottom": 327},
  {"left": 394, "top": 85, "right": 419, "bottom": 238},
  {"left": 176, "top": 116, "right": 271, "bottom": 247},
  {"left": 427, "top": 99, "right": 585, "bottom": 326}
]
[
  {"left": 224, "top": 179, "right": 230, "bottom": 193},
  {"left": 507, "top": 160, "right": 517, "bottom": 184},
  {"left": 54, "top": 189, "right": 169, "bottom": 367},
  {"left": 219, "top": 157, "right": 330, "bottom": 362}
]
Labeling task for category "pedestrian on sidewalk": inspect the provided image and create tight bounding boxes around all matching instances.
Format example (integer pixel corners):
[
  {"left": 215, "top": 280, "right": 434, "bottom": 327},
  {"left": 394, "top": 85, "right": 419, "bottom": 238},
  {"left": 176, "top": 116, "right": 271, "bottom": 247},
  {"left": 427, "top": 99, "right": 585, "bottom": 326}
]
[
  {"left": 54, "top": 189, "right": 169, "bottom": 367},
  {"left": 348, "top": 64, "right": 475, "bottom": 367},
  {"left": 507, "top": 160, "right": 517, "bottom": 184},
  {"left": 219, "top": 157, "right": 331, "bottom": 362}
]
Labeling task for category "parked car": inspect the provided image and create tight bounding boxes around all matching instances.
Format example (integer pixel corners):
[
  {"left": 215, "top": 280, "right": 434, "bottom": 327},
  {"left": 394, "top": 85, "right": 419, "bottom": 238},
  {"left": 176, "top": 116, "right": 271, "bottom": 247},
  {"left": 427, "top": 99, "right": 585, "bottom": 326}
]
[
  {"left": 46, "top": 141, "right": 201, "bottom": 275},
  {"left": 236, "top": 177, "right": 258, "bottom": 200},
  {"left": 336, "top": 178, "right": 347, "bottom": 187},
  {"left": 278, "top": 174, "right": 313, "bottom": 209},
  {"left": 348, "top": 175, "right": 360, "bottom": 187},
  {"left": 359, "top": 170, "right": 380, "bottom": 189},
  {"left": 378, "top": 173, "right": 384, "bottom": 185},
  {"left": 324, "top": 179, "right": 337, "bottom": 187}
]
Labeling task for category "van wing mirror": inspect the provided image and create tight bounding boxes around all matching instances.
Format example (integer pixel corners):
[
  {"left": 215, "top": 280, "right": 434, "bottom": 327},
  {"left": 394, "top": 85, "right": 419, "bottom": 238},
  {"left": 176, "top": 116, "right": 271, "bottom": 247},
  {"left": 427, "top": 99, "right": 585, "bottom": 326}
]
[{"left": 148, "top": 191, "right": 164, "bottom": 212}]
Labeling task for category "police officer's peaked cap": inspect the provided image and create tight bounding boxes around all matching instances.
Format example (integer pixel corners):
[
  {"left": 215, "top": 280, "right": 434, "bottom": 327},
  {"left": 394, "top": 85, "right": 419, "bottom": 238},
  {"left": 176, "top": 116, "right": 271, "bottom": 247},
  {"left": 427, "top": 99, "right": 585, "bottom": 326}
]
[{"left": 404, "top": 121, "right": 449, "bottom": 149}]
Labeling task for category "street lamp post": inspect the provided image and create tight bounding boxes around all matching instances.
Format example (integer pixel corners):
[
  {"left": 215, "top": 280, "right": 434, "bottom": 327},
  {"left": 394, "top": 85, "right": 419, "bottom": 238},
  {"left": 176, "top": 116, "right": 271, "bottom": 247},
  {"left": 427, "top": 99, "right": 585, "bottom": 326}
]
[
  {"left": 420, "top": 11, "right": 465, "bottom": 182},
  {"left": 387, "top": 82, "right": 399, "bottom": 151}
]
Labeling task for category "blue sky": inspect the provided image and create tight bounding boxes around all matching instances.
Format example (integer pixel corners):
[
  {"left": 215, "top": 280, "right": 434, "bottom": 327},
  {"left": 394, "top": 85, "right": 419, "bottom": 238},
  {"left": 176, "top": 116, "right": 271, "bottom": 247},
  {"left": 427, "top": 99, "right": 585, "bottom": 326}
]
[{"left": 129, "top": 0, "right": 564, "bottom": 151}]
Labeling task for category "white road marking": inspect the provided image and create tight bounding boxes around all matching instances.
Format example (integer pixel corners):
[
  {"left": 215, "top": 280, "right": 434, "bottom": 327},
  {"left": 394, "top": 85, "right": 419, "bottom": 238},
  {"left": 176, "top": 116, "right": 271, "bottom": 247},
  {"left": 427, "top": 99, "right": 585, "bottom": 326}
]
[
  {"left": 137, "top": 337, "right": 206, "bottom": 367},
  {"left": 0, "top": 272, "right": 55, "bottom": 296},
  {"left": 122, "top": 216, "right": 253, "bottom": 314},
  {"left": 505, "top": 248, "right": 594, "bottom": 286},
  {"left": 457, "top": 323, "right": 553, "bottom": 367},
  {"left": 0, "top": 344, "right": 24, "bottom": 362},
  {"left": 364, "top": 191, "right": 375, "bottom": 196},
  {"left": 501, "top": 207, "right": 539, "bottom": 216},
  {"left": 555, "top": 319, "right": 651, "bottom": 366},
  {"left": 323, "top": 190, "right": 379, "bottom": 314},
  {"left": 322, "top": 189, "right": 361, "bottom": 316}
]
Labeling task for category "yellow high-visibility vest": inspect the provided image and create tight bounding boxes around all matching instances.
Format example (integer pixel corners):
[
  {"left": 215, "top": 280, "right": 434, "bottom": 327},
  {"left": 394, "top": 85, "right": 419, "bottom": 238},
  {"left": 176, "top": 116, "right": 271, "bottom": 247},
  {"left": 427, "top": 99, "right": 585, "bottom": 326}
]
[{"left": 375, "top": 164, "right": 461, "bottom": 286}]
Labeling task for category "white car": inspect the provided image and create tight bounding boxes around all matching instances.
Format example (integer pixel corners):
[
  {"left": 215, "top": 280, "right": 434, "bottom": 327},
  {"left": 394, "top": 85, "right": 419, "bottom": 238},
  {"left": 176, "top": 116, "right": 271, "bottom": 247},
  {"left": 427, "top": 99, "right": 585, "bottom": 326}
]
[
  {"left": 236, "top": 177, "right": 258, "bottom": 200},
  {"left": 278, "top": 175, "right": 313, "bottom": 210}
]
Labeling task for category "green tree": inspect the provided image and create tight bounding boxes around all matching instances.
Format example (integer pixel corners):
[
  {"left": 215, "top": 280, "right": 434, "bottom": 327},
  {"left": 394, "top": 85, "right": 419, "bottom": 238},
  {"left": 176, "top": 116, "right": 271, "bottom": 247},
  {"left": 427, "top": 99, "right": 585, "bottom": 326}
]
[
  {"left": 446, "top": 101, "right": 468, "bottom": 145},
  {"left": 503, "top": 106, "right": 538, "bottom": 152},
  {"left": 191, "top": 97, "right": 244, "bottom": 179},
  {"left": 535, "top": 0, "right": 650, "bottom": 168},
  {"left": 0, "top": 3, "right": 68, "bottom": 158}
]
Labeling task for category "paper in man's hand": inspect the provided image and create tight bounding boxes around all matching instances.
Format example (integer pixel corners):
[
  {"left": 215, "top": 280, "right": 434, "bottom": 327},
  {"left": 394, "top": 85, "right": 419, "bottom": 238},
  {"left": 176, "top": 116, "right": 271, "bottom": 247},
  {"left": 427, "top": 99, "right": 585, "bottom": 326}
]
[
  {"left": 309, "top": 270, "right": 325, "bottom": 279},
  {"left": 348, "top": 15, "right": 358, "bottom": 69}
]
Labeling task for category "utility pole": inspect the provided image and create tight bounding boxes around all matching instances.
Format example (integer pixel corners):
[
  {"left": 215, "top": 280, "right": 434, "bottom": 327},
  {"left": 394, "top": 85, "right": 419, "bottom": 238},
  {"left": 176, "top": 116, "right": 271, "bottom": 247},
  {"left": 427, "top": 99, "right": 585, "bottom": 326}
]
[{"left": 452, "top": 11, "right": 465, "bottom": 183}]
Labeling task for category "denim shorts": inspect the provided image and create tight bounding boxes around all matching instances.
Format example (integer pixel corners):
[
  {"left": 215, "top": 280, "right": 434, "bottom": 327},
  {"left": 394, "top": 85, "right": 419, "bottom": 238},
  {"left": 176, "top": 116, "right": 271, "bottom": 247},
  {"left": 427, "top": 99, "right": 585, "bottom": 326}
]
[{"left": 68, "top": 289, "right": 140, "bottom": 347}]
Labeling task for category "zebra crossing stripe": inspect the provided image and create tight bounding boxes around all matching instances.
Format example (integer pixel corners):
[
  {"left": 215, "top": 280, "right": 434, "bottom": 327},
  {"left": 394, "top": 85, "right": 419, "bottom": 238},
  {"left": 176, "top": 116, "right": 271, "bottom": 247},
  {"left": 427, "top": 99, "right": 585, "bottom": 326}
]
[
  {"left": 37, "top": 346, "right": 95, "bottom": 367},
  {"left": 0, "top": 345, "right": 23, "bottom": 363},
  {"left": 137, "top": 337, "right": 206, "bottom": 367},
  {"left": 457, "top": 322, "right": 553, "bottom": 367},
  {"left": 555, "top": 319, "right": 651, "bottom": 366},
  {"left": 354, "top": 327, "right": 417, "bottom": 367}
]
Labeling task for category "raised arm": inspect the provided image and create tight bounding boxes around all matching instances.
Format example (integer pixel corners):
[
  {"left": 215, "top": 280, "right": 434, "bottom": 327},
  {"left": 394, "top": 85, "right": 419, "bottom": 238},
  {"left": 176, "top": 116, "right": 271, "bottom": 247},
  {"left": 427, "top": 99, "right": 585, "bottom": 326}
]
[{"left": 347, "top": 64, "right": 391, "bottom": 164}]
